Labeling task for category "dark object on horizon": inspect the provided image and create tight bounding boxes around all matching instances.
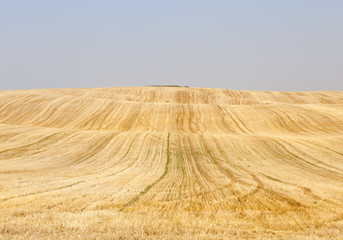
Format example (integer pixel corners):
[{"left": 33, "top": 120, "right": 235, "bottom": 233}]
[{"left": 147, "top": 85, "right": 190, "bottom": 88}]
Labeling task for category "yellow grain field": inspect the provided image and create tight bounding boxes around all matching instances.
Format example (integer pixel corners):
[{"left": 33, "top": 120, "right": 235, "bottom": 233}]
[{"left": 0, "top": 87, "right": 343, "bottom": 239}]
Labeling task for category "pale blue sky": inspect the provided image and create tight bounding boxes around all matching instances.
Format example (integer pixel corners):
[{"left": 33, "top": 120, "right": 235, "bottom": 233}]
[{"left": 0, "top": 1, "right": 342, "bottom": 90}]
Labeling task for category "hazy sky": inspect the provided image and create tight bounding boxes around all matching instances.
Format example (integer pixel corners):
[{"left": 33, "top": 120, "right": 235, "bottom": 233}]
[{"left": 1, "top": 1, "right": 342, "bottom": 91}]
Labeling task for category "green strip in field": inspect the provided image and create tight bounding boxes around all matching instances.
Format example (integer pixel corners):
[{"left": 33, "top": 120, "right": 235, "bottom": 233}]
[{"left": 120, "top": 132, "right": 171, "bottom": 211}]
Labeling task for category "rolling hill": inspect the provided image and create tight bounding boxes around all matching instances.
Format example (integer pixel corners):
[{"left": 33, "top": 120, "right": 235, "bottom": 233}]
[{"left": 0, "top": 87, "right": 343, "bottom": 239}]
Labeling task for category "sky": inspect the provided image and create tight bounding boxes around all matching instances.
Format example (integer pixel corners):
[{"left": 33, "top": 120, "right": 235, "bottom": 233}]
[{"left": 0, "top": 0, "right": 342, "bottom": 91}]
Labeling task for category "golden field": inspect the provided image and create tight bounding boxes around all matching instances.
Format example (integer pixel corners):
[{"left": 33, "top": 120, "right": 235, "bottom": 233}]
[{"left": 0, "top": 86, "right": 343, "bottom": 239}]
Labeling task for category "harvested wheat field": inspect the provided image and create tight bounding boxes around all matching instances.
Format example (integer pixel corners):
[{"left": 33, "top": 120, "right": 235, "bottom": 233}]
[{"left": 0, "top": 87, "right": 343, "bottom": 239}]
